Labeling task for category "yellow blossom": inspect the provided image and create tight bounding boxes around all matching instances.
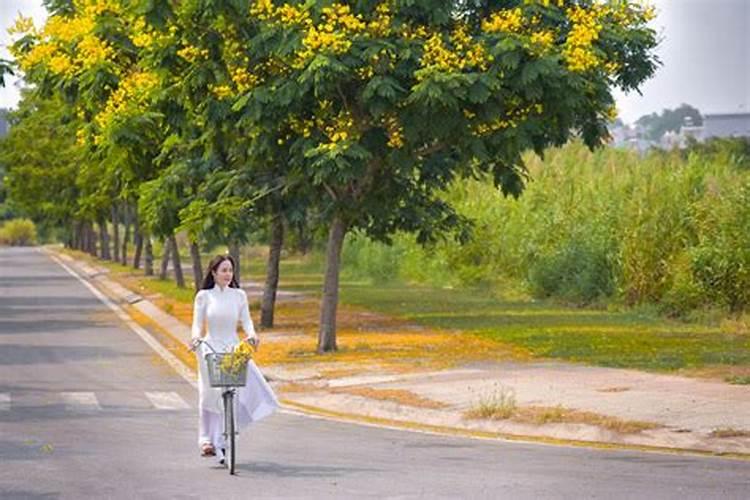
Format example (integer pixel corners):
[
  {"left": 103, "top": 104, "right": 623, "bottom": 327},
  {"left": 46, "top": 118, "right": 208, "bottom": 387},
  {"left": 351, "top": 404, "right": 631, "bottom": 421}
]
[
  {"left": 48, "top": 53, "right": 75, "bottom": 76},
  {"left": 177, "top": 45, "right": 209, "bottom": 63},
  {"left": 483, "top": 8, "right": 524, "bottom": 34},
  {"left": 210, "top": 84, "right": 234, "bottom": 99},
  {"left": 8, "top": 15, "right": 37, "bottom": 36},
  {"left": 562, "top": 5, "right": 603, "bottom": 72},
  {"left": 76, "top": 34, "right": 113, "bottom": 68}
]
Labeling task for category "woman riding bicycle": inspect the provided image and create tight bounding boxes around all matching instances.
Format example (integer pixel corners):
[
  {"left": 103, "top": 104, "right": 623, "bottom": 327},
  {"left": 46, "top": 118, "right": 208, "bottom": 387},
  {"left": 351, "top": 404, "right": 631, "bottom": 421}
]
[{"left": 189, "top": 254, "right": 279, "bottom": 462}]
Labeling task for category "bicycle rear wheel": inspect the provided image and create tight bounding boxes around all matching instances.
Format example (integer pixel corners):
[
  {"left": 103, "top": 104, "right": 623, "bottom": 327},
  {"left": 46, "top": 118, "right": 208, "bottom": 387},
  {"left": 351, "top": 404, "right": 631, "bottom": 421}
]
[{"left": 223, "top": 391, "right": 236, "bottom": 475}]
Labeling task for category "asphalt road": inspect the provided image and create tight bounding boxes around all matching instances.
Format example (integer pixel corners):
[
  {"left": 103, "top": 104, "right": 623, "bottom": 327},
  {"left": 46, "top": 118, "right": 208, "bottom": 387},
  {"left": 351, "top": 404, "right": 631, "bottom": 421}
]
[{"left": 1, "top": 246, "right": 749, "bottom": 499}]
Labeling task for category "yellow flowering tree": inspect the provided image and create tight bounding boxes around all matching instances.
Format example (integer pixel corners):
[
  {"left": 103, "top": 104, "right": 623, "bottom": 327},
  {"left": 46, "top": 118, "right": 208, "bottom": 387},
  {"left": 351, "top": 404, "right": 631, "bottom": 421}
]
[
  {"left": 226, "top": 0, "right": 658, "bottom": 352},
  {"left": 10, "top": 0, "right": 167, "bottom": 273}
]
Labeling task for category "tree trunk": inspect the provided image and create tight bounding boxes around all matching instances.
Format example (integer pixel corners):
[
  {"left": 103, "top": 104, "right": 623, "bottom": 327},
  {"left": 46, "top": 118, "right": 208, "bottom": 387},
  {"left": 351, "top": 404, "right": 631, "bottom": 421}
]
[
  {"left": 317, "top": 215, "right": 347, "bottom": 353},
  {"left": 159, "top": 239, "right": 171, "bottom": 280},
  {"left": 229, "top": 241, "right": 241, "bottom": 286},
  {"left": 120, "top": 204, "right": 130, "bottom": 266},
  {"left": 99, "top": 219, "right": 111, "bottom": 260},
  {"left": 170, "top": 234, "right": 186, "bottom": 288},
  {"left": 111, "top": 206, "right": 120, "bottom": 263},
  {"left": 82, "top": 222, "right": 93, "bottom": 254},
  {"left": 189, "top": 241, "right": 203, "bottom": 292},
  {"left": 82, "top": 222, "right": 90, "bottom": 254},
  {"left": 88, "top": 222, "right": 98, "bottom": 256},
  {"left": 72, "top": 221, "right": 81, "bottom": 251},
  {"left": 133, "top": 224, "right": 143, "bottom": 269},
  {"left": 296, "top": 219, "right": 312, "bottom": 255},
  {"left": 144, "top": 236, "right": 154, "bottom": 276},
  {"left": 261, "top": 215, "right": 284, "bottom": 328},
  {"left": 78, "top": 222, "right": 86, "bottom": 252}
]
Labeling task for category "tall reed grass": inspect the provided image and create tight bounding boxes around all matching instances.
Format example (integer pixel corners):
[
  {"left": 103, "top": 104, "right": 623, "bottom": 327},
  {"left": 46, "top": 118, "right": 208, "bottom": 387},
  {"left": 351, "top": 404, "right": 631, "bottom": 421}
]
[{"left": 340, "top": 140, "right": 750, "bottom": 316}]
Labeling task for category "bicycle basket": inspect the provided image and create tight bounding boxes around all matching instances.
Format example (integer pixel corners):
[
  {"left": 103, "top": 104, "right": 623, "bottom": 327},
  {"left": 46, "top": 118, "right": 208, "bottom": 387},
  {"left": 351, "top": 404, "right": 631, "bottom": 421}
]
[{"left": 204, "top": 353, "right": 248, "bottom": 387}]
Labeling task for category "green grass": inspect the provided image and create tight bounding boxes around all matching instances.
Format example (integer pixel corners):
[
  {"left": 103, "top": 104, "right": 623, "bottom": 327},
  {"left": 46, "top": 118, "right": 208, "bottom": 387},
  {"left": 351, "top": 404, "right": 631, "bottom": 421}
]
[{"left": 247, "top": 254, "right": 750, "bottom": 373}]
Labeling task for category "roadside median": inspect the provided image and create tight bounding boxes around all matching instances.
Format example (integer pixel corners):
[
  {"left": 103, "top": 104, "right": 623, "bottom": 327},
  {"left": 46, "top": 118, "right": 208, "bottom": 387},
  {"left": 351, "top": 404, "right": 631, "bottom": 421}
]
[{"left": 45, "top": 246, "right": 750, "bottom": 459}]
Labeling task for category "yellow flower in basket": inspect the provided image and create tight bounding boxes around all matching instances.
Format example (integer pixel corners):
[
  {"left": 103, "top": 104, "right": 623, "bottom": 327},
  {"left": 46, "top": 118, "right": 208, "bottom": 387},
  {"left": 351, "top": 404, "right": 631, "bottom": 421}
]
[{"left": 218, "top": 342, "right": 255, "bottom": 377}]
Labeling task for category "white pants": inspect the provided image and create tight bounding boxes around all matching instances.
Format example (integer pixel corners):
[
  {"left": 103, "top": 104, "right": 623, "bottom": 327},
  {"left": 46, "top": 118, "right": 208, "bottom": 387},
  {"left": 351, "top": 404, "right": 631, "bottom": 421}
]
[{"left": 199, "top": 409, "right": 226, "bottom": 449}]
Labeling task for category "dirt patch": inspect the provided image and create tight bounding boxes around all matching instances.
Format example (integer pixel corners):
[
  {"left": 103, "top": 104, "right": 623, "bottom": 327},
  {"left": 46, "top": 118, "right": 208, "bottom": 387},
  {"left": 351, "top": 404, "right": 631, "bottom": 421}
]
[
  {"left": 597, "top": 386, "right": 631, "bottom": 393},
  {"left": 710, "top": 428, "right": 750, "bottom": 439}
]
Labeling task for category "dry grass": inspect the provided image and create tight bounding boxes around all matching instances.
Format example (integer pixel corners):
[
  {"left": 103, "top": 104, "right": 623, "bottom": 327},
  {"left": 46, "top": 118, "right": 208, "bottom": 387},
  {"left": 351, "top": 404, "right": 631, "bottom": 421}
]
[
  {"left": 277, "top": 381, "right": 448, "bottom": 409},
  {"left": 464, "top": 388, "right": 659, "bottom": 434},
  {"left": 278, "top": 382, "right": 321, "bottom": 393},
  {"left": 464, "top": 386, "right": 517, "bottom": 419},
  {"left": 319, "top": 367, "right": 364, "bottom": 379},
  {"left": 328, "top": 386, "right": 450, "bottom": 410},
  {"left": 597, "top": 386, "right": 631, "bottom": 393},
  {"left": 709, "top": 428, "right": 750, "bottom": 438},
  {"left": 515, "top": 406, "right": 659, "bottom": 434}
]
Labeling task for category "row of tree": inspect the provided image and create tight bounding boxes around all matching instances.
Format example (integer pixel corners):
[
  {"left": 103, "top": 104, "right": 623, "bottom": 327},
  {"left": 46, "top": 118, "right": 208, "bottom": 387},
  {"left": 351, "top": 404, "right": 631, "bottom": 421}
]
[{"left": 1, "top": 0, "right": 657, "bottom": 352}]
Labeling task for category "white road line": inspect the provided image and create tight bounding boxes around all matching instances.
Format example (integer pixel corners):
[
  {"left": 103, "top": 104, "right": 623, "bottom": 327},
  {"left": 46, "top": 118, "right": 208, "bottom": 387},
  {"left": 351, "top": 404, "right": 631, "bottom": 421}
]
[
  {"left": 0, "top": 393, "right": 9, "bottom": 411},
  {"left": 45, "top": 250, "right": 198, "bottom": 389},
  {"left": 60, "top": 392, "right": 101, "bottom": 411},
  {"left": 145, "top": 391, "right": 190, "bottom": 410}
]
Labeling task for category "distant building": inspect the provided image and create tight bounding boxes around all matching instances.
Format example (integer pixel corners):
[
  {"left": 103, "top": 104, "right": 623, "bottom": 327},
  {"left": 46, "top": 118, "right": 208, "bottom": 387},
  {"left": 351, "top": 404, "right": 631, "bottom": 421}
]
[
  {"left": 701, "top": 113, "right": 750, "bottom": 140},
  {"left": 0, "top": 115, "right": 7, "bottom": 137},
  {"left": 674, "top": 112, "right": 750, "bottom": 145}
]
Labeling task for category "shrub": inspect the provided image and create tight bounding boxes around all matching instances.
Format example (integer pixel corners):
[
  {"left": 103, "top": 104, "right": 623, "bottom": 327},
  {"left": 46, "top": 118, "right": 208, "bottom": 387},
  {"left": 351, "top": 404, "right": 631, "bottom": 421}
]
[
  {"left": 690, "top": 178, "right": 750, "bottom": 312},
  {"left": 341, "top": 232, "right": 403, "bottom": 284},
  {"left": 528, "top": 238, "right": 616, "bottom": 304},
  {"left": 0, "top": 218, "right": 37, "bottom": 246}
]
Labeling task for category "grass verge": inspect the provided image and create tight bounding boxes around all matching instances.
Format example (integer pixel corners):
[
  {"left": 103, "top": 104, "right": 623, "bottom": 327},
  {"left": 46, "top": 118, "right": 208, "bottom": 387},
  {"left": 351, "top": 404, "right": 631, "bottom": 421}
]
[{"left": 57, "top": 246, "right": 750, "bottom": 380}]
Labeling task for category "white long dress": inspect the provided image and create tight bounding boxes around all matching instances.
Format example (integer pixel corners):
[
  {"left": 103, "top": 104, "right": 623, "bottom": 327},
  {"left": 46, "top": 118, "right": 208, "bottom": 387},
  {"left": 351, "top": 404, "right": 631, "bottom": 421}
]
[{"left": 191, "top": 284, "right": 279, "bottom": 449}]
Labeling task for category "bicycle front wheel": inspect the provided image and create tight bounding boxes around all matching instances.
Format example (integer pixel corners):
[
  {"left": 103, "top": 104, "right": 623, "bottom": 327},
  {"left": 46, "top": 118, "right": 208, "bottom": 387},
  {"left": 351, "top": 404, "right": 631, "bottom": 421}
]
[{"left": 223, "top": 391, "right": 236, "bottom": 475}]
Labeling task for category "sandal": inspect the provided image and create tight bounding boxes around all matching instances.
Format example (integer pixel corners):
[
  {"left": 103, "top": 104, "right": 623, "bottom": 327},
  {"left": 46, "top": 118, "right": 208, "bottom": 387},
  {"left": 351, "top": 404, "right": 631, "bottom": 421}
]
[{"left": 201, "top": 443, "right": 216, "bottom": 457}]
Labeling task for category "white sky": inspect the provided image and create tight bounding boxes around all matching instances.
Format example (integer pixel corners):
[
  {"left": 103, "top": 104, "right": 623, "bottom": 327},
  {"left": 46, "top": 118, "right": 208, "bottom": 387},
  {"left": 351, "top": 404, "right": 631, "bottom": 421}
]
[{"left": 1, "top": 0, "right": 748, "bottom": 124}]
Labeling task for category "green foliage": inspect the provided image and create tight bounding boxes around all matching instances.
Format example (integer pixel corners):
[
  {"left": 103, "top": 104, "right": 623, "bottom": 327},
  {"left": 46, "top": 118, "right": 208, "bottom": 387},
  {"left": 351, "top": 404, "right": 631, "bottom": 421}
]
[
  {"left": 0, "top": 59, "right": 13, "bottom": 87},
  {"left": 341, "top": 231, "right": 403, "bottom": 284},
  {"left": 0, "top": 218, "right": 37, "bottom": 246},
  {"left": 0, "top": 93, "right": 81, "bottom": 231},
  {"left": 528, "top": 238, "right": 615, "bottom": 304}
]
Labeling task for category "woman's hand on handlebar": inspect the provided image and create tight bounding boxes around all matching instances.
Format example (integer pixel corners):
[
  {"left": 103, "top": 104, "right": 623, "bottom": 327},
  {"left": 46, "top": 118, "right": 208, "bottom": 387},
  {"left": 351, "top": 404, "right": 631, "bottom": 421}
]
[{"left": 188, "top": 337, "right": 202, "bottom": 351}]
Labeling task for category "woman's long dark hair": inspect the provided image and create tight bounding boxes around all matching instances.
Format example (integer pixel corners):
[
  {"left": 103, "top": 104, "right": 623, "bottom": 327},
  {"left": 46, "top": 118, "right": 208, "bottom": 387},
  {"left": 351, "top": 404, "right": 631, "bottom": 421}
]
[{"left": 199, "top": 255, "right": 239, "bottom": 291}]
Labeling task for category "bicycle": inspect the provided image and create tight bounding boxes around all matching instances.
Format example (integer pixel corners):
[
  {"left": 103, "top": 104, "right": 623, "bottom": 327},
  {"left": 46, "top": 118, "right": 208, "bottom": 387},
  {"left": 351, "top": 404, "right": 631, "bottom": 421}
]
[{"left": 192, "top": 338, "right": 250, "bottom": 475}]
